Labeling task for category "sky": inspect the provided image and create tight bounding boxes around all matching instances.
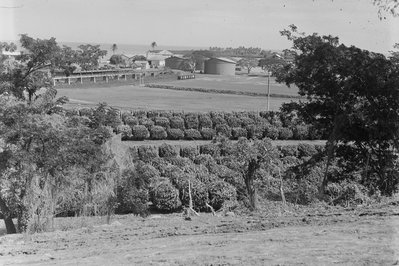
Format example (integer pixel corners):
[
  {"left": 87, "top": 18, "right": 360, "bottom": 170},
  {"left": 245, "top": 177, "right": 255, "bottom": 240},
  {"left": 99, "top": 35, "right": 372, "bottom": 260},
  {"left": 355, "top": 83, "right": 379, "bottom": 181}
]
[{"left": 0, "top": 0, "right": 398, "bottom": 53}]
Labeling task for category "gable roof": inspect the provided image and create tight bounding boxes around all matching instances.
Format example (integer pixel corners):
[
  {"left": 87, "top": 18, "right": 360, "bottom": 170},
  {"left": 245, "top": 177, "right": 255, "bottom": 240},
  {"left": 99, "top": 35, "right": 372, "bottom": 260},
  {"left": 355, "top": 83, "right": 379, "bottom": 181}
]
[{"left": 208, "top": 57, "right": 236, "bottom": 64}]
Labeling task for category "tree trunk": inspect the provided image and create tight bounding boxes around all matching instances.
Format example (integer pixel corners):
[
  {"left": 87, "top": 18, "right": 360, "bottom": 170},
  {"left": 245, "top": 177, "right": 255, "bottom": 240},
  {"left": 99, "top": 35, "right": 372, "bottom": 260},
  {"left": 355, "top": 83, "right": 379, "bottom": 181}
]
[
  {"left": 0, "top": 195, "right": 16, "bottom": 234},
  {"left": 245, "top": 160, "right": 258, "bottom": 210}
]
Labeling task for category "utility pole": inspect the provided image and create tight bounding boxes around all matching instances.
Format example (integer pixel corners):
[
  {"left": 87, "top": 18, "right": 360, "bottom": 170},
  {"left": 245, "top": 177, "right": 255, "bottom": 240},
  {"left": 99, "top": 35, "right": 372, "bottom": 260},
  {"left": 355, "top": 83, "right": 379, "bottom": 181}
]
[{"left": 267, "top": 70, "right": 270, "bottom": 111}]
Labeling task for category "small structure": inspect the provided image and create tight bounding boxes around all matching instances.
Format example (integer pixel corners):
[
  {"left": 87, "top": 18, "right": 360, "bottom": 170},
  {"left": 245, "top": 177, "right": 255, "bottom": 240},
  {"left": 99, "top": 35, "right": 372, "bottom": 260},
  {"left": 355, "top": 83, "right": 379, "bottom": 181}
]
[
  {"left": 204, "top": 57, "right": 236, "bottom": 75},
  {"left": 147, "top": 54, "right": 169, "bottom": 68},
  {"left": 165, "top": 56, "right": 194, "bottom": 72}
]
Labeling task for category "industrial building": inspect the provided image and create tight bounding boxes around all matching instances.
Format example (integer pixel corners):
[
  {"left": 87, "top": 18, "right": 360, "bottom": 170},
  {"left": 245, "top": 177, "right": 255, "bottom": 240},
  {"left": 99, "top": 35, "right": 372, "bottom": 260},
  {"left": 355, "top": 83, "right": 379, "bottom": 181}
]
[
  {"left": 165, "top": 56, "right": 193, "bottom": 72},
  {"left": 204, "top": 57, "right": 236, "bottom": 75}
]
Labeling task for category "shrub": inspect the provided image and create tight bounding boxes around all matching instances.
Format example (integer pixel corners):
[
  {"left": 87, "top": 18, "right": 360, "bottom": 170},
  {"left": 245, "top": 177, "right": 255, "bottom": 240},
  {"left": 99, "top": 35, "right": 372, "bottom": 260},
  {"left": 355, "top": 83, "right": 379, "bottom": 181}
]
[
  {"left": 185, "top": 114, "right": 199, "bottom": 129},
  {"left": 293, "top": 124, "right": 309, "bottom": 140},
  {"left": 132, "top": 110, "right": 146, "bottom": 117},
  {"left": 150, "top": 157, "right": 169, "bottom": 175},
  {"left": 159, "top": 143, "right": 178, "bottom": 158},
  {"left": 199, "top": 143, "right": 220, "bottom": 157},
  {"left": 139, "top": 117, "right": 155, "bottom": 129},
  {"left": 166, "top": 156, "right": 192, "bottom": 168},
  {"left": 137, "top": 146, "right": 158, "bottom": 163},
  {"left": 154, "top": 117, "right": 170, "bottom": 128},
  {"left": 169, "top": 117, "right": 185, "bottom": 130},
  {"left": 179, "top": 178, "right": 208, "bottom": 211},
  {"left": 132, "top": 125, "right": 150, "bottom": 140},
  {"left": 231, "top": 127, "right": 247, "bottom": 140},
  {"left": 193, "top": 154, "right": 218, "bottom": 171},
  {"left": 180, "top": 146, "right": 199, "bottom": 160},
  {"left": 279, "top": 145, "right": 298, "bottom": 157},
  {"left": 226, "top": 116, "right": 241, "bottom": 128},
  {"left": 215, "top": 124, "right": 232, "bottom": 138},
  {"left": 240, "top": 117, "right": 254, "bottom": 127},
  {"left": 200, "top": 127, "right": 216, "bottom": 140},
  {"left": 308, "top": 125, "right": 323, "bottom": 140},
  {"left": 246, "top": 124, "right": 265, "bottom": 139},
  {"left": 184, "top": 129, "right": 202, "bottom": 140},
  {"left": 135, "top": 162, "right": 161, "bottom": 188},
  {"left": 211, "top": 114, "right": 226, "bottom": 127},
  {"left": 150, "top": 126, "right": 167, "bottom": 140},
  {"left": 297, "top": 143, "right": 318, "bottom": 158},
  {"left": 208, "top": 180, "right": 237, "bottom": 210},
  {"left": 167, "top": 128, "right": 184, "bottom": 140},
  {"left": 79, "top": 107, "right": 93, "bottom": 117},
  {"left": 199, "top": 114, "right": 213, "bottom": 128},
  {"left": 278, "top": 127, "right": 294, "bottom": 140},
  {"left": 264, "top": 125, "right": 279, "bottom": 140},
  {"left": 159, "top": 111, "right": 173, "bottom": 119},
  {"left": 116, "top": 186, "right": 149, "bottom": 216},
  {"left": 151, "top": 179, "right": 182, "bottom": 211},
  {"left": 281, "top": 155, "right": 302, "bottom": 166},
  {"left": 147, "top": 110, "right": 160, "bottom": 119},
  {"left": 117, "top": 125, "right": 132, "bottom": 140}
]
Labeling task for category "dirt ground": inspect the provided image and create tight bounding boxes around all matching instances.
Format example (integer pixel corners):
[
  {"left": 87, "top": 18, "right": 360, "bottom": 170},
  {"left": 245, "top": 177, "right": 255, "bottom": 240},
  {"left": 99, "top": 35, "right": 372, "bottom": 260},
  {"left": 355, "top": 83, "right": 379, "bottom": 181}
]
[{"left": 1, "top": 201, "right": 398, "bottom": 265}]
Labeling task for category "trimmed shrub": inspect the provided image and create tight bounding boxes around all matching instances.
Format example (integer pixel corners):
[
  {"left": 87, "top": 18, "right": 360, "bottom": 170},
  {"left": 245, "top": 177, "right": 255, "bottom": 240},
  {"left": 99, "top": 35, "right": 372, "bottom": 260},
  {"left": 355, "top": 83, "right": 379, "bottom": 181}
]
[
  {"left": 215, "top": 124, "right": 232, "bottom": 138},
  {"left": 193, "top": 154, "right": 218, "bottom": 171},
  {"left": 117, "top": 125, "right": 132, "bottom": 140},
  {"left": 151, "top": 179, "right": 182, "bottom": 211},
  {"left": 121, "top": 111, "right": 132, "bottom": 121},
  {"left": 278, "top": 127, "right": 294, "bottom": 140},
  {"left": 166, "top": 156, "right": 192, "bottom": 168},
  {"left": 132, "top": 125, "right": 150, "bottom": 140},
  {"left": 179, "top": 178, "right": 208, "bottom": 211},
  {"left": 137, "top": 146, "right": 158, "bottom": 163},
  {"left": 231, "top": 127, "right": 247, "bottom": 140},
  {"left": 281, "top": 155, "right": 302, "bottom": 166},
  {"left": 132, "top": 110, "right": 146, "bottom": 117},
  {"left": 169, "top": 116, "right": 185, "bottom": 130},
  {"left": 125, "top": 116, "right": 139, "bottom": 128},
  {"left": 150, "top": 126, "right": 167, "bottom": 140},
  {"left": 184, "top": 129, "right": 202, "bottom": 140},
  {"left": 226, "top": 116, "right": 241, "bottom": 128},
  {"left": 240, "top": 117, "right": 254, "bottom": 128},
  {"left": 150, "top": 157, "right": 169, "bottom": 175},
  {"left": 116, "top": 186, "right": 149, "bottom": 216},
  {"left": 139, "top": 117, "right": 155, "bottom": 129},
  {"left": 208, "top": 180, "right": 237, "bottom": 210},
  {"left": 293, "top": 124, "right": 309, "bottom": 140},
  {"left": 167, "top": 128, "right": 184, "bottom": 140},
  {"left": 211, "top": 114, "right": 227, "bottom": 127},
  {"left": 246, "top": 124, "right": 265, "bottom": 139},
  {"left": 136, "top": 162, "right": 161, "bottom": 187},
  {"left": 279, "top": 145, "right": 298, "bottom": 157},
  {"left": 200, "top": 127, "right": 216, "bottom": 140},
  {"left": 297, "top": 143, "right": 318, "bottom": 158},
  {"left": 147, "top": 110, "right": 161, "bottom": 119},
  {"left": 199, "top": 114, "right": 213, "bottom": 128},
  {"left": 264, "top": 125, "right": 279, "bottom": 140},
  {"left": 308, "top": 125, "right": 323, "bottom": 140},
  {"left": 185, "top": 114, "right": 199, "bottom": 129},
  {"left": 199, "top": 143, "right": 220, "bottom": 157},
  {"left": 180, "top": 146, "right": 199, "bottom": 160},
  {"left": 79, "top": 107, "right": 93, "bottom": 117},
  {"left": 159, "top": 111, "right": 173, "bottom": 119},
  {"left": 159, "top": 143, "right": 178, "bottom": 158},
  {"left": 154, "top": 117, "right": 170, "bottom": 128}
]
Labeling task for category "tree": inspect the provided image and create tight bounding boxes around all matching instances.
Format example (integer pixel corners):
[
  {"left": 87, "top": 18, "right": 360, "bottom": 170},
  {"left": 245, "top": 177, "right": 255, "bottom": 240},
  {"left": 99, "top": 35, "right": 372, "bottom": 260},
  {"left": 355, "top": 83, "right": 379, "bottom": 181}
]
[
  {"left": 109, "top": 54, "right": 124, "bottom": 66},
  {"left": 258, "top": 56, "right": 286, "bottom": 74},
  {"left": 76, "top": 44, "right": 107, "bottom": 71},
  {"left": 276, "top": 25, "right": 399, "bottom": 196},
  {"left": 238, "top": 58, "right": 259, "bottom": 74},
  {"left": 111, "top": 43, "right": 118, "bottom": 55},
  {"left": 151, "top": 41, "right": 157, "bottom": 51},
  {"left": 217, "top": 138, "right": 277, "bottom": 210}
]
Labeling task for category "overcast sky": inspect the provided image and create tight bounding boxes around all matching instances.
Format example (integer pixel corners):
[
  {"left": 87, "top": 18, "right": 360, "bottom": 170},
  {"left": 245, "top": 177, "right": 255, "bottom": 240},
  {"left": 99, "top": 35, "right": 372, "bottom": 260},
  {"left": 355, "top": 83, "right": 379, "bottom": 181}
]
[{"left": 0, "top": 0, "right": 398, "bottom": 53}]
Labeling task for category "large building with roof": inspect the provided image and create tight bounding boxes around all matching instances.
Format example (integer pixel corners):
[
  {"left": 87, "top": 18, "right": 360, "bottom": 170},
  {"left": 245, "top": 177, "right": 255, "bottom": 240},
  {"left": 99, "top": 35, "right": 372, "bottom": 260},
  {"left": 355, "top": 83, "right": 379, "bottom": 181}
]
[{"left": 204, "top": 57, "right": 236, "bottom": 75}]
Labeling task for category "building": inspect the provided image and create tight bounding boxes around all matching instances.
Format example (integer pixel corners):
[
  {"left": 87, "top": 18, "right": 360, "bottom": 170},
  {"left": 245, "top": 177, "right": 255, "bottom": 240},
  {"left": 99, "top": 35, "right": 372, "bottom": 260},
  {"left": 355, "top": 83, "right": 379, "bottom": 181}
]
[
  {"left": 204, "top": 57, "right": 236, "bottom": 75},
  {"left": 165, "top": 56, "right": 194, "bottom": 72}
]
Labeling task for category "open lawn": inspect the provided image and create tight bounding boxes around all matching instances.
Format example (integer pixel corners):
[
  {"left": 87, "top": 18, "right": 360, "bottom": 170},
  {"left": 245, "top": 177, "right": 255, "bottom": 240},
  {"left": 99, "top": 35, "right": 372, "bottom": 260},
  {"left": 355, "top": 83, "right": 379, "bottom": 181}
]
[
  {"left": 153, "top": 74, "right": 300, "bottom": 96},
  {"left": 58, "top": 85, "right": 295, "bottom": 112}
]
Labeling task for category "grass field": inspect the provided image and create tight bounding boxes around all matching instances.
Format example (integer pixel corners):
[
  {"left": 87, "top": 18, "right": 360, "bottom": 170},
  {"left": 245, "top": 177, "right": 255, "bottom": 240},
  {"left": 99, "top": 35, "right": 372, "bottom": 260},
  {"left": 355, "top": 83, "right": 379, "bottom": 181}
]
[{"left": 57, "top": 74, "right": 299, "bottom": 112}]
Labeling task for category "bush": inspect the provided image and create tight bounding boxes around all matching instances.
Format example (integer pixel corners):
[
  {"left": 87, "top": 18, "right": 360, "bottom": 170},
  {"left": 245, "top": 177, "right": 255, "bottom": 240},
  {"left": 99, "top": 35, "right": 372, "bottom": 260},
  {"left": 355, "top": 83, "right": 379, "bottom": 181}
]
[
  {"left": 135, "top": 162, "right": 161, "bottom": 187},
  {"left": 246, "top": 124, "right": 265, "bottom": 139},
  {"left": 159, "top": 143, "right": 178, "bottom": 158},
  {"left": 293, "top": 124, "right": 309, "bottom": 140},
  {"left": 199, "top": 143, "right": 220, "bottom": 157},
  {"left": 151, "top": 180, "right": 182, "bottom": 211},
  {"left": 150, "top": 126, "right": 167, "bottom": 140},
  {"left": 117, "top": 125, "right": 132, "bottom": 140},
  {"left": 184, "top": 129, "right": 202, "bottom": 140},
  {"left": 193, "top": 154, "right": 218, "bottom": 171},
  {"left": 297, "top": 143, "right": 318, "bottom": 158},
  {"left": 180, "top": 146, "right": 199, "bottom": 160},
  {"left": 215, "top": 124, "right": 232, "bottom": 138},
  {"left": 169, "top": 116, "right": 185, "bottom": 130},
  {"left": 132, "top": 125, "right": 150, "bottom": 140},
  {"left": 179, "top": 178, "right": 208, "bottom": 211},
  {"left": 279, "top": 145, "right": 298, "bottom": 157},
  {"left": 308, "top": 125, "right": 323, "bottom": 140},
  {"left": 159, "top": 111, "right": 173, "bottom": 119},
  {"left": 226, "top": 116, "right": 241, "bottom": 128},
  {"left": 211, "top": 114, "right": 226, "bottom": 127},
  {"left": 139, "top": 117, "right": 155, "bottom": 129},
  {"left": 124, "top": 115, "right": 139, "bottom": 128},
  {"left": 150, "top": 157, "right": 169, "bottom": 175},
  {"left": 208, "top": 180, "right": 237, "bottom": 210},
  {"left": 146, "top": 110, "right": 160, "bottom": 119},
  {"left": 167, "top": 128, "right": 184, "bottom": 140},
  {"left": 199, "top": 114, "right": 213, "bottom": 128},
  {"left": 200, "top": 127, "right": 216, "bottom": 140},
  {"left": 154, "top": 117, "right": 170, "bottom": 128},
  {"left": 137, "top": 146, "right": 158, "bottom": 163},
  {"left": 278, "top": 127, "right": 294, "bottom": 140},
  {"left": 185, "top": 114, "right": 199, "bottom": 129},
  {"left": 264, "top": 125, "right": 279, "bottom": 140},
  {"left": 79, "top": 107, "right": 93, "bottom": 117},
  {"left": 116, "top": 186, "right": 149, "bottom": 216},
  {"left": 281, "top": 155, "right": 302, "bottom": 166},
  {"left": 240, "top": 117, "right": 254, "bottom": 128},
  {"left": 166, "top": 156, "right": 193, "bottom": 168},
  {"left": 231, "top": 127, "right": 247, "bottom": 140}
]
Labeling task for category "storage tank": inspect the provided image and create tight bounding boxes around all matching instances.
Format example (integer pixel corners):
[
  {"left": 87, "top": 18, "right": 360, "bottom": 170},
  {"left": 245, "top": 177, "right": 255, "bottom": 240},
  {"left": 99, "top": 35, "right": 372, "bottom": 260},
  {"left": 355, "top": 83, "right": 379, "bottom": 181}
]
[{"left": 204, "top": 57, "right": 236, "bottom": 75}]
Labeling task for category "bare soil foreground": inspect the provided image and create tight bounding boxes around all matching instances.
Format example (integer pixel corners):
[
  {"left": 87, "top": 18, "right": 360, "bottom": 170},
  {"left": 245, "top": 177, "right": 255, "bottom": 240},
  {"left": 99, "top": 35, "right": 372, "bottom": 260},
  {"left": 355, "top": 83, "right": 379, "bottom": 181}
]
[{"left": 1, "top": 201, "right": 398, "bottom": 265}]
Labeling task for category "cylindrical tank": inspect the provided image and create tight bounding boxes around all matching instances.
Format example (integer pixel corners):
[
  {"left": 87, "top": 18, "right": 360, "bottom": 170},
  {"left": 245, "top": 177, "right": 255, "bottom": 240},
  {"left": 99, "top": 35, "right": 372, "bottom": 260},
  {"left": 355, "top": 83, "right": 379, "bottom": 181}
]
[{"left": 204, "top": 57, "right": 236, "bottom": 75}]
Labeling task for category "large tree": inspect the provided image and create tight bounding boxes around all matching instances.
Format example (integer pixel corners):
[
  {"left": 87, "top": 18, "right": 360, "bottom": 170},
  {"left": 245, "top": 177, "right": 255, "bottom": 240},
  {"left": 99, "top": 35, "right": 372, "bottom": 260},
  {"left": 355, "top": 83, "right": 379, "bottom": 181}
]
[
  {"left": 238, "top": 58, "right": 259, "bottom": 74},
  {"left": 276, "top": 25, "right": 399, "bottom": 196},
  {"left": 76, "top": 44, "right": 107, "bottom": 71}
]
